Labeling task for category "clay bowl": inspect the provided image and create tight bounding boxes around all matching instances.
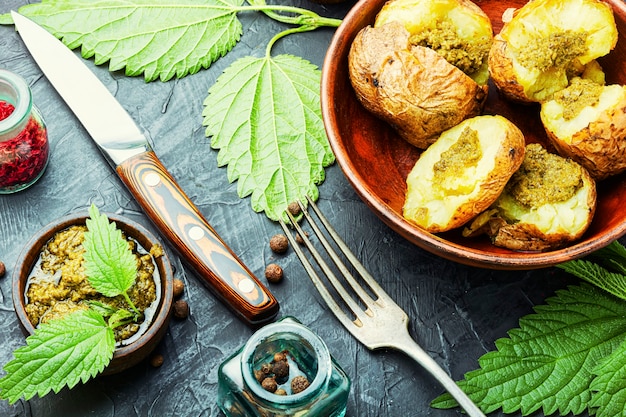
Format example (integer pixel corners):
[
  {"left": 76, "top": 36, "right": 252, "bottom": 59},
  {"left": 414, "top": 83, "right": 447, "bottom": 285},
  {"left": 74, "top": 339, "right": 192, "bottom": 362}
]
[
  {"left": 12, "top": 211, "right": 174, "bottom": 375},
  {"left": 321, "top": 0, "right": 626, "bottom": 270}
]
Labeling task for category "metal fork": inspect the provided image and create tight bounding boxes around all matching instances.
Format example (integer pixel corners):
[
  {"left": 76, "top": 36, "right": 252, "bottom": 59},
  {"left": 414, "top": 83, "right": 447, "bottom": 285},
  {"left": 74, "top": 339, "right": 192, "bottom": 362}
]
[{"left": 278, "top": 196, "right": 486, "bottom": 417}]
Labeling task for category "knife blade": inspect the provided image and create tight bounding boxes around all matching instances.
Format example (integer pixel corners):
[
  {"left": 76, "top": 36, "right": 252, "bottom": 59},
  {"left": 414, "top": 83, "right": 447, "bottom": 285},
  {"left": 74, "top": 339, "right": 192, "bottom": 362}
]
[{"left": 11, "top": 11, "right": 279, "bottom": 325}]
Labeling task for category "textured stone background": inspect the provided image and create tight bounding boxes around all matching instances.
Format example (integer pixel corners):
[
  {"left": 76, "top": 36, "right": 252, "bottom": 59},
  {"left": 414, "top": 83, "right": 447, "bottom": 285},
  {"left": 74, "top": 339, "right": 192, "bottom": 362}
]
[{"left": 0, "top": 1, "right": 594, "bottom": 416}]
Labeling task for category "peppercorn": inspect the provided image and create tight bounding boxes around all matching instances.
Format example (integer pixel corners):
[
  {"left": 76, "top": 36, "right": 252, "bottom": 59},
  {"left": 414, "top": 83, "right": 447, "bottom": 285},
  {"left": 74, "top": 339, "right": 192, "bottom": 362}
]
[
  {"left": 260, "top": 362, "right": 272, "bottom": 375},
  {"left": 291, "top": 375, "right": 310, "bottom": 394},
  {"left": 150, "top": 353, "right": 164, "bottom": 368},
  {"left": 173, "top": 278, "right": 184, "bottom": 298},
  {"left": 295, "top": 231, "right": 309, "bottom": 245},
  {"left": 287, "top": 201, "right": 301, "bottom": 216},
  {"left": 173, "top": 299, "right": 189, "bottom": 319},
  {"left": 264, "top": 263, "right": 283, "bottom": 283},
  {"left": 254, "top": 369, "right": 267, "bottom": 383},
  {"left": 275, "top": 388, "right": 287, "bottom": 396},
  {"left": 261, "top": 377, "right": 278, "bottom": 393},
  {"left": 0, "top": 261, "right": 5, "bottom": 278},
  {"left": 269, "top": 234, "right": 289, "bottom": 254},
  {"left": 272, "top": 359, "right": 289, "bottom": 381},
  {"left": 273, "top": 351, "right": 287, "bottom": 362}
]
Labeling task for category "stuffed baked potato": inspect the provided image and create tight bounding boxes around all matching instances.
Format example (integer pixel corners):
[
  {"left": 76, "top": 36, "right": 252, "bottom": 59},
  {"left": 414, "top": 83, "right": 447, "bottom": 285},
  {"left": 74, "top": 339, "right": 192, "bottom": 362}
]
[
  {"left": 488, "top": 0, "right": 618, "bottom": 103},
  {"left": 403, "top": 115, "right": 525, "bottom": 233},
  {"left": 349, "top": 22, "right": 488, "bottom": 149},
  {"left": 348, "top": 0, "right": 492, "bottom": 149},
  {"left": 541, "top": 77, "right": 626, "bottom": 180},
  {"left": 464, "top": 143, "right": 597, "bottom": 251},
  {"left": 375, "top": 0, "right": 493, "bottom": 84}
]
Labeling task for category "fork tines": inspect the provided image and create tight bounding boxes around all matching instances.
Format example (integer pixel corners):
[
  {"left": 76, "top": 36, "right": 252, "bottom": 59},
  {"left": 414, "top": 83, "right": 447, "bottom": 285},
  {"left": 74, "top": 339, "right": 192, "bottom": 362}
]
[{"left": 279, "top": 196, "right": 391, "bottom": 328}]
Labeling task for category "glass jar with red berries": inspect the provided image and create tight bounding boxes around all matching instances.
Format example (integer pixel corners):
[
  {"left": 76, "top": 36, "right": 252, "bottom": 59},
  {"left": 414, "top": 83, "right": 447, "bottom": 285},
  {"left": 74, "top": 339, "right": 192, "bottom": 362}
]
[{"left": 0, "top": 69, "right": 49, "bottom": 194}]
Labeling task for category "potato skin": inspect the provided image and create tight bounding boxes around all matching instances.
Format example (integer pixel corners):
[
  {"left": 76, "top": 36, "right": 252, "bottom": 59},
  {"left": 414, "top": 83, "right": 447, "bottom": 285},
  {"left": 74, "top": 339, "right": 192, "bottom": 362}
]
[
  {"left": 403, "top": 115, "right": 525, "bottom": 233},
  {"left": 488, "top": 37, "right": 528, "bottom": 103},
  {"left": 349, "top": 22, "right": 487, "bottom": 149},
  {"left": 492, "top": 220, "right": 586, "bottom": 252},
  {"left": 541, "top": 84, "right": 626, "bottom": 180}
]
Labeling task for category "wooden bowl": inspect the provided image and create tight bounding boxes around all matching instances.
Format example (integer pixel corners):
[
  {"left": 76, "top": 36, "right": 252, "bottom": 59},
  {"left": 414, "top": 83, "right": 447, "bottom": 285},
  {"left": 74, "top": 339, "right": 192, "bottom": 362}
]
[
  {"left": 321, "top": 0, "right": 626, "bottom": 270},
  {"left": 12, "top": 212, "right": 174, "bottom": 375}
]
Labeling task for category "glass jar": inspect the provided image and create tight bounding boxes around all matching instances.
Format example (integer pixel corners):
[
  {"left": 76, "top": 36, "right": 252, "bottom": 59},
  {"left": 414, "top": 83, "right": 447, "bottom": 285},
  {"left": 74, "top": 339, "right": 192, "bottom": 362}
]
[
  {"left": 218, "top": 317, "right": 351, "bottom": 417},
  {"left": 0, "top": 69, "right": 49, "bottom": 194}
]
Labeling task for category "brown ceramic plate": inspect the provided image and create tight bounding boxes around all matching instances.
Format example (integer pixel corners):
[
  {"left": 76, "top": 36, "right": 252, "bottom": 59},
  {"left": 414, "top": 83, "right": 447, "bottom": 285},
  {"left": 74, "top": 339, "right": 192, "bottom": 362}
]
[{"left": 321, "top": 0, "right": 626, "bottom": 270}]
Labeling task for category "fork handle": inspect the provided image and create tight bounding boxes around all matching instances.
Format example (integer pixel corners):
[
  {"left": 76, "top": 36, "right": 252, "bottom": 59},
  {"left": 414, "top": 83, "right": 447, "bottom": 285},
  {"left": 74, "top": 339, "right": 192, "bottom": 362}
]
[{"left": 392, "top": 332, "right": 486, "bottom": 417}]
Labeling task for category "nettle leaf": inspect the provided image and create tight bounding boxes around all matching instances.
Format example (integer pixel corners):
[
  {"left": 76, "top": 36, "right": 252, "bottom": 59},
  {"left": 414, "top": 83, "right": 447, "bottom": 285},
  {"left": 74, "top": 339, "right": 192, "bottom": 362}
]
[
  {"left": 83, "top": 204, "right": 137, "bottom": 298},
  {"left": 0, "top": 309, "right": 115, "bottom": 404},
  {"left": 431, "top": 283, "right": 626, "bottom": 416},
  {"left": 202, "top": 54, "right": 335, "bottom": 221},
  {"left": 4, "top": 0, "right": 244, "bottom": 81},
  {"left": 559, "top": 241, "right": 626, "bottom": 301},
  {"left": 589, "top": 338, "right": 626, "bottom": 417}
]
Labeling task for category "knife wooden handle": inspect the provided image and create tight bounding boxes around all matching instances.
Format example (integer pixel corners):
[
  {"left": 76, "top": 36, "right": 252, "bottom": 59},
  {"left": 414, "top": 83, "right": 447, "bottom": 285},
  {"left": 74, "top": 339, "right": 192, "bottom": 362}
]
[{"left": 116, "top": 151, "right": 279, "bottom": 325}]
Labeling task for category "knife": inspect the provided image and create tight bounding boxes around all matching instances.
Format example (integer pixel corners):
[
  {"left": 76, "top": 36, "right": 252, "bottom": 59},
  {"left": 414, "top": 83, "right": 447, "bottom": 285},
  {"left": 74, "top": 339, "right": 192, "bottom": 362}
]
[{"left": 11, "top": 11, "right": 279, "bottom": 325}]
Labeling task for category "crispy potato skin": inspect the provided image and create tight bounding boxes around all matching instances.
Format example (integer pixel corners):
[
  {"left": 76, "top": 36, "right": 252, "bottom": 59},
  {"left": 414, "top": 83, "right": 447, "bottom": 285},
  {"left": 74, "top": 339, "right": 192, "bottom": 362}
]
[
  {"left": 541, "top": 85, "right": 626, "bottom": 180},
  {"left": 403, "top": 115, "right": 525, "bottom": 233},
  {"left": 492, "top": 221, "right": 585, "bottom": 252},
  {"left": 349, "top": 22, "right": 487, "bottom": 149},
  {"left": 488, "top": 37, "right": 528, "bottom": 103}
]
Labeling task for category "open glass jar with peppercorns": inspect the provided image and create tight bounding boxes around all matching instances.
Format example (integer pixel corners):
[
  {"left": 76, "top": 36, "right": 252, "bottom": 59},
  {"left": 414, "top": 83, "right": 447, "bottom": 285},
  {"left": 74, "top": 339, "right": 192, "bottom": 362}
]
[
  {"left": 217, "top": 316, "right": 351, "bottom": 416},
  {"left": 0, "top": 69, "right": 49, "bottom": 194}
]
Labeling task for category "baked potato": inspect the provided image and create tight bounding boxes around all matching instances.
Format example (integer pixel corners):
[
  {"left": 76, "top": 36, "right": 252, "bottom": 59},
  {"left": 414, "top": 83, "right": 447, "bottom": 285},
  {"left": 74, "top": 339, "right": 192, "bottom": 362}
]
[
  {"left": 403, "top": 115, "right": 525, "bottom": 233},
  {"left": 348, "top": 22, "right": 488, "bottom": 149},
  {"left": 488, "top": 0, "right": 618, "bottom": 103},
  {"left": 464, "top": 143, "right": 597, "bottom": 251},
  {"left": 540, "top": 77, "right": 626, "bottom": 180},
  {"left": 375, "top": 0, "right": 493, "bottom": 84}
]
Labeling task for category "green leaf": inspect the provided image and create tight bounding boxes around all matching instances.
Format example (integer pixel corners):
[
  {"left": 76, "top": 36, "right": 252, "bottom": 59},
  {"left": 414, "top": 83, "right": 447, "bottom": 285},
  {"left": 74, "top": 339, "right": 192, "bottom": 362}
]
[
  {"left": 83, "top": 204, "right": 137, "bottom": 298},
  {"left": 588, "top": 240, "right": 626, "bottom": 275},
  {"left": 431, "top": 283, "right": 626, "bottom": 415},
  {"left": 3, "top": 0, "right": 244, "bottom": 81},
  {"left": 558, "top": 259, "right": 626, "bottom": 302},
  {"left": 107, "top": 308, "right": 134, "bottom": 330},
  {"left": 0, "top": 309, "right": 115, "bottom": 404},
  {"left": 86, "top": 300, "right": 118, "bottom": 317},
  {"left": 589, "top": 337, "right": 626, "bottom": 417},
  {"left": 202, "top": 54, "right": 335, "bottom": 221},
  {"left": 558, "top": 241, "right": 626, "bottom": 301}
]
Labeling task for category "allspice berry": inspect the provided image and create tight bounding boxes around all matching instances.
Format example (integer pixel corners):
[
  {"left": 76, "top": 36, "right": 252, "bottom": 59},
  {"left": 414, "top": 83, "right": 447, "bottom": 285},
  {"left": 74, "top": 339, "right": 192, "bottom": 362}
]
[
  {"left": 261, "top": 377, "right": 278, "bottom": 393},
  {"left": 150, "top": 353, "right": 164, "bottom": 368},
  {"left": 0, "top": 261, "right": 5, "bottom": 278},
  {"left": 291, "top": 375, "right": 310, "bottom": 394},
  {"left": 272, "top": 359, "right": 289, "bottom": 380},
  {"left": 287, "top": 201, "right": 301, "bottom": 216},
  {"left": 172, "top": 278, "right": 184, "bottom": 298},
  {"left": 254, "top": 369, "right": 267, "bottom": 383},
  {"left": 269, "top": 234, "right": 289, "bottom": 254},
  {"left": 173, "top": 299, "right": 189, "bottom": 319},
  {"left": 265, "top": 263, "right": 283, "bottom": 283},
  {"left": 295, "top": 231, "right": 309, "bottom": 245}
]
